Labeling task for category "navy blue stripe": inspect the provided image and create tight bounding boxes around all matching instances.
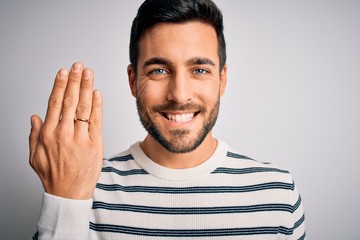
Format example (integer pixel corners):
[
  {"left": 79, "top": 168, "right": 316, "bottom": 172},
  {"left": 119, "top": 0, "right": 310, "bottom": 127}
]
[
  {"left": 293, "top": 195, "right": 302, "bottom": 212},
  {"left": 212, "top": 167, "right": 289, "bottom": 175},
  {"left": 278, "top": 214, "right": 305, "bottom": 236},
  {"left": 102, "top": 166, "right": 148, "bottom": 176},
  {"left": 96, "top": 182, "right": 294, "bottom": 194},
  {"left": 226, "top": 151, "right": 253, "bottom": 160},
  {"left": 299, "top": 232, "right": 306, "bottom": 240},
  {"left": 89, "top": 223, "right": 293, "bottom": 237},
  {"left": 92, "top": 202, "right": 294, "bottom": 214},
  {"left": 105, "top": 154, "right": 134, "bottom": 162},
  {"left": 293, "top": 214, "right": 305, "bottom": 231},
  {"left": 102, "top": 166, "right": 288, "bottom": 176}
]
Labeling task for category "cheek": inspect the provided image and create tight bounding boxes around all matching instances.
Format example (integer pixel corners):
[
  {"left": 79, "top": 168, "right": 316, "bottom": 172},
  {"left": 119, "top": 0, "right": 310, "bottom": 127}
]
[
  {"left": 194, "top": 82, "right": 220, "bottom": 102},
  {"left": 137, "top": 81, "right": 166, "bottom": 103}
]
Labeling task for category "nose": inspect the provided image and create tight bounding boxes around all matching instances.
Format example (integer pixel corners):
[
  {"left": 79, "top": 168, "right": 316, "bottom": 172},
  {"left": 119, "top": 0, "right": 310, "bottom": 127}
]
[{"left": 166, "top": 72, "right": 192, "bottom": 104}]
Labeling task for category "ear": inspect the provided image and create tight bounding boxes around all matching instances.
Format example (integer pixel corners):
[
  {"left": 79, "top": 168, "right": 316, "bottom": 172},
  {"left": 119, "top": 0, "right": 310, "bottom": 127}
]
[
  {"left": 219, "top": 63, "right": 227, "bottom": 97},
  {"left": 127, "top": 64, "right": 137, "bottom": 97}
]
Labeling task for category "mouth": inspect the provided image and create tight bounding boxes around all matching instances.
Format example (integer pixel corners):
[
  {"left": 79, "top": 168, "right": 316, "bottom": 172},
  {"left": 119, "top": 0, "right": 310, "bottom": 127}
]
[{"left": 161, "top": 112, "right": 200, "bottom": 123}]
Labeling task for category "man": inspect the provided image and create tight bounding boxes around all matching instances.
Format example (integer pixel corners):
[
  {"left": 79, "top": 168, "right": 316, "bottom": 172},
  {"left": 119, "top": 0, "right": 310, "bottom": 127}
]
[{"left": 29, "top": 0, "right": 305, "bottom": 239}]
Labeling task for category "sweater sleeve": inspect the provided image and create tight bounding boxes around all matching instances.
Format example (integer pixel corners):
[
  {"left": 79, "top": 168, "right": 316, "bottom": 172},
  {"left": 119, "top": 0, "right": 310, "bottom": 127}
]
[
  {"left": 288, "top": 182, "right": 306, "bottom": 240},
  {"left": 33, "top": 192, "right": 92, "bottom": 240}
]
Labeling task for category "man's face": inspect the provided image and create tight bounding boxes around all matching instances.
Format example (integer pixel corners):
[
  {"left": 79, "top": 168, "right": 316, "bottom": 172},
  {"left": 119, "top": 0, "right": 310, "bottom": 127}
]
[{"left": 129, "top": 21, "right": 227, "bottom": 153}]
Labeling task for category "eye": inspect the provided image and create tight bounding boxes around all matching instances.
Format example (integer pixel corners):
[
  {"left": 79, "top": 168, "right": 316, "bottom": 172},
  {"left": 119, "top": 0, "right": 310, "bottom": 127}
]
[
  {"left": 147, "top": 68, "right": 170, "bottom": 80},
  {"left": 193, "top": 68, "right": 209, "bottom": 75},
  {"left": 149, "top": 68, "right": 168, "bottom": 75}
]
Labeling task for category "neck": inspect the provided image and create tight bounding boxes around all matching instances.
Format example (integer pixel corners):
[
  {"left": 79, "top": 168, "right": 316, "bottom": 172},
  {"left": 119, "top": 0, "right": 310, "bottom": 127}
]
[{"left": 140, "top": 133, "right": 218, "bottom": 169}]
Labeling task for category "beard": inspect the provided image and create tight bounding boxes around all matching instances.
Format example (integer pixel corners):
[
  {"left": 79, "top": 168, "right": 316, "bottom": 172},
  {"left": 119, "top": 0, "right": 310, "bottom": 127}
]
[{"left": 136, "top": 98, "right": 220, "bottom": 154}]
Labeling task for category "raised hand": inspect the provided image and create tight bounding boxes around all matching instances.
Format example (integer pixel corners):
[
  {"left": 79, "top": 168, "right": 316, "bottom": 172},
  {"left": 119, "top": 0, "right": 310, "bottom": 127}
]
[{"left": 29, "top": 62, "right": 103, "bottom": 200}]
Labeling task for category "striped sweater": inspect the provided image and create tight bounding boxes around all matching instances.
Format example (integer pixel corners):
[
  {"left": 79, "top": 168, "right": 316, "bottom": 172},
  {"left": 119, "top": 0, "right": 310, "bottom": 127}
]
[{"left": 34, "top": 140, "right": 305, "bottom": 239}]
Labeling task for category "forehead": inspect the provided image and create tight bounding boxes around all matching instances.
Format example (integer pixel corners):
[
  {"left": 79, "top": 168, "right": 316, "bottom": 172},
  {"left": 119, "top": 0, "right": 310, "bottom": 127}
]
[{"left": 138, "top": 21, "right": 219, "bottom": 66}]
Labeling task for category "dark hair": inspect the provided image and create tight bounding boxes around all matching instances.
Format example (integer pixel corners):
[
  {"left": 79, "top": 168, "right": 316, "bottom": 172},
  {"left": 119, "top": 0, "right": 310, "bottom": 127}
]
[{"left": 129, "top": 0, "right": 226, "bottom": 74}]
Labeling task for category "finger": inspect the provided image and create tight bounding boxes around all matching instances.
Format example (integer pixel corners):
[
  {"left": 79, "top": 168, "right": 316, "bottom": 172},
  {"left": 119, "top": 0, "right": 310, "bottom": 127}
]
[
  {"left": 88, "top": 90, "right": 103, "bottom": 141},
  {"left": 60, "top": 62, "right": 84, "bottom": 123},
  {"left": 44, "top": 68, "right": 69, "bottom": 128},
  {"left": 29, "top": 115, "right": 43, "bottom": 168},
  {"left": 74, "top": 68, "right": 94, "bottom": 133}
]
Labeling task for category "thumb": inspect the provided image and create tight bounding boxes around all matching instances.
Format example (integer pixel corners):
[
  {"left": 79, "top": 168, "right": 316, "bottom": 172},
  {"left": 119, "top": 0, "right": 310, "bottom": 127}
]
[{"left": 29, "top": 115, "right": 43, "bottom": 167}]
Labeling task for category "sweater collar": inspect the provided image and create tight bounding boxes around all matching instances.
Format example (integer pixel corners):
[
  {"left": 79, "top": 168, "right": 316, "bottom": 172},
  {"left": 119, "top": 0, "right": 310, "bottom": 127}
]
[{"left": 129, "top": 139, "right": 227, "bottom": 182}]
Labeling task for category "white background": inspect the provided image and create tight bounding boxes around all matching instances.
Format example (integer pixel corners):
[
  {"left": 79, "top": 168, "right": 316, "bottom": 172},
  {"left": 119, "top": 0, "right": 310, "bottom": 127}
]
[{"left": 0, "top": 0, "right": 359, "bottom": 239}]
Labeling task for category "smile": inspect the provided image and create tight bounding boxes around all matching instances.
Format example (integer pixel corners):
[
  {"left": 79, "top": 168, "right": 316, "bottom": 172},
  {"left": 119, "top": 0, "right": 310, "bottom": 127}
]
[{"left": 162, "top": 112, "right": 199, "bottom": 123}]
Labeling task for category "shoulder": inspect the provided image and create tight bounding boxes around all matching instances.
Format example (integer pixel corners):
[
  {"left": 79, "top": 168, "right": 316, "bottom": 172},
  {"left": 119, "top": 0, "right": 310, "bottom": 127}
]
[
  {"left": 221, "top": 146, "right": 294, "bottom": 186},
  {"left": 104, "top": 149, "right": 134, "bottom": 164},
  {"left": 101, "top": 145, "right": 146, "bottom": 176},
  {"left": 103, "top": 141, "right": 141, "bottom": 167}
]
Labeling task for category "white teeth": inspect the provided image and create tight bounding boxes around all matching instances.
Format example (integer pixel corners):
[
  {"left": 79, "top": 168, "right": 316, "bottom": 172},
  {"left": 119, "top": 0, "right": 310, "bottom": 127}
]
[
  {"left": 175, "top": 115, "right": 181, "bottom": 122},
  {"left": 166, "top": 113, "right": 194, "bottom": 123}
]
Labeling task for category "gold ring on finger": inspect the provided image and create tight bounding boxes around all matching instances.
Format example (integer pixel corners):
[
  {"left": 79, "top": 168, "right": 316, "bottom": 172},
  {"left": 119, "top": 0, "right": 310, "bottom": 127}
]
[{"left": 74, "top": 117, "right": 90, "bottom": 123}]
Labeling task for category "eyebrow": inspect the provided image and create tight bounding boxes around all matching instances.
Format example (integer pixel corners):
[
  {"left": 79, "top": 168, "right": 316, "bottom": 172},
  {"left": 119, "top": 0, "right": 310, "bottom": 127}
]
[
  {"left": 142, "top": 56, "right": 216, "bottom": 69},
  {"left": 187, "top": 57, "right": 216, "bottom": 67},
  {"left": 143, "top": 57, "right": 173, "bottom": 69}
]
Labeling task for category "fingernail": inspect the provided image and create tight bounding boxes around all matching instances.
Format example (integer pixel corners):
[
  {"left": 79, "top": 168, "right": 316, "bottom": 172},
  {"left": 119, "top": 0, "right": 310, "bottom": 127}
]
[
  {"left": 94, "top": 90, "right": 101, "bottom": 99},
  {"left": 83, "top": 68, "right": 92, "bottom": 79},
  {"left": 72, "top": 62, "right": 83, "bottom": 72},
  {"left": 58, "top": 68, "right": 69, "bottom": 79}
]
